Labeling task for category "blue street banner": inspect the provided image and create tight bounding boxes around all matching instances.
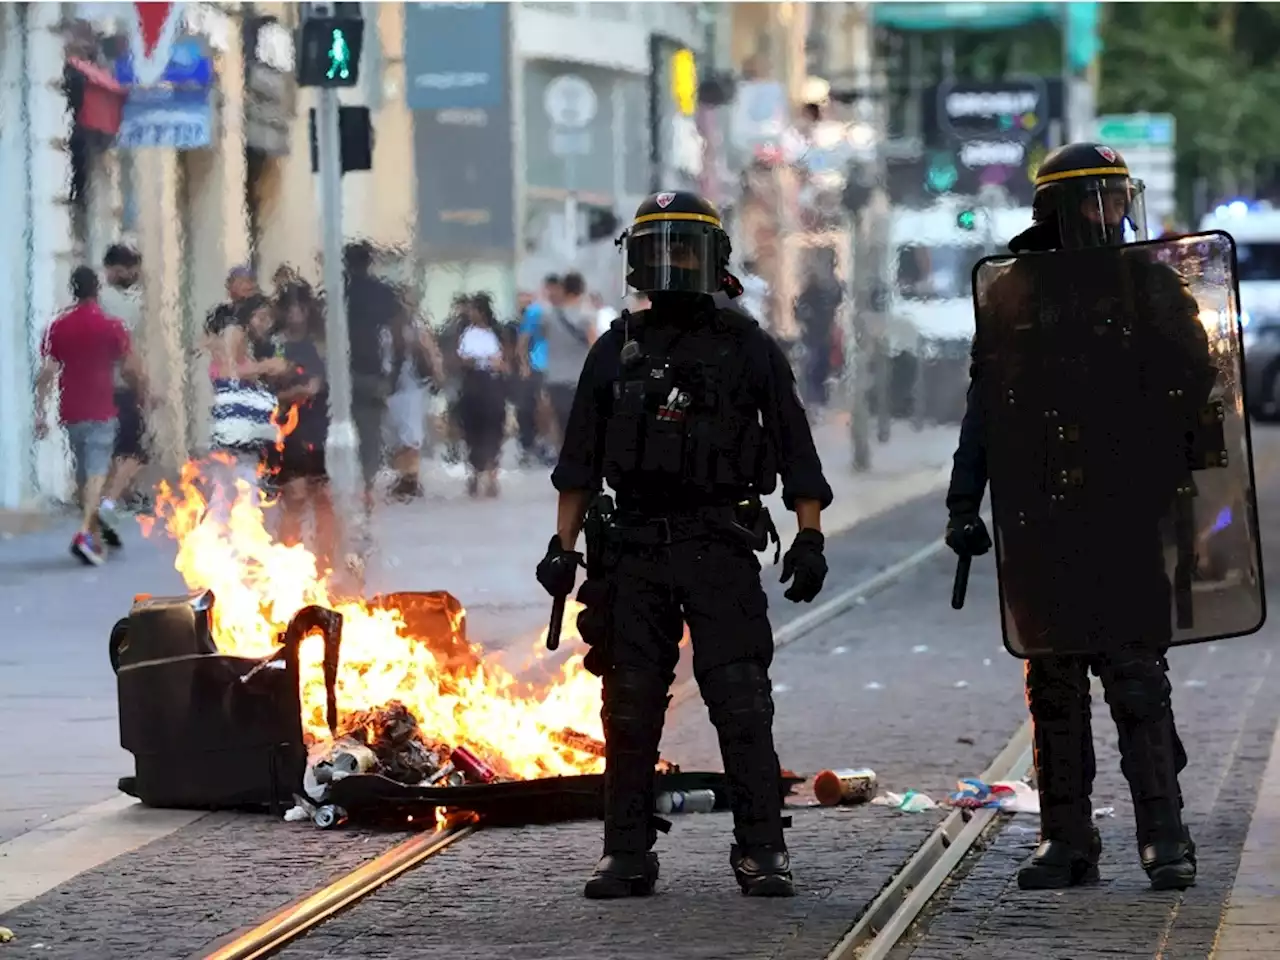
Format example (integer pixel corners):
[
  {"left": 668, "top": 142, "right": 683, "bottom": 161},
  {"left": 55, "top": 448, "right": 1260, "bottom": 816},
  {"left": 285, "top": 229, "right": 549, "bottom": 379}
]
[
  {"left": 405, "top": 2, "right": 515, "bottom": 258},
  {"left": 403, "top": 2, "right": 508, "bottom": 112},
  {"left": 117, "top": 86, "right": 213, "bottom": 150},
  {"left": 115, "top": 35, "right": 213, "bottom": 88}
]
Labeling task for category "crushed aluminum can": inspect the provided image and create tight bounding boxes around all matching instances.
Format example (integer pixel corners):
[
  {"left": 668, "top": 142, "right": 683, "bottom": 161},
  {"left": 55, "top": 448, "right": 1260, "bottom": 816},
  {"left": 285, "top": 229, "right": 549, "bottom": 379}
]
[
  {"left": 813, "top": 768, "right": 878, "bottom": 806},
  {"left": 314, "top": 804, "right": 348, "bottom": 830}
]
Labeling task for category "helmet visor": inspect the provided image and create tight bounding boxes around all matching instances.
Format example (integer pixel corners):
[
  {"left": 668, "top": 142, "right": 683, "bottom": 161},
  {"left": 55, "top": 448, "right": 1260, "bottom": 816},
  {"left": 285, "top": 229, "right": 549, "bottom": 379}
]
[
  {"left": 1052, "top": 175, "right": 1149, "bottom": 249},
  {"left": 625, "top": 221, "right": 721, "bottom": 295}
]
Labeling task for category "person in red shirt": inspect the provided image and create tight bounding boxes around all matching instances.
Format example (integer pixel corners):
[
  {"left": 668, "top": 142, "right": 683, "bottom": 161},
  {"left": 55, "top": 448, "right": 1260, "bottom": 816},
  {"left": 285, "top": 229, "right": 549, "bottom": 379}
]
[{"left": 35, "top": 266, "right": 146, "bottom": 565}]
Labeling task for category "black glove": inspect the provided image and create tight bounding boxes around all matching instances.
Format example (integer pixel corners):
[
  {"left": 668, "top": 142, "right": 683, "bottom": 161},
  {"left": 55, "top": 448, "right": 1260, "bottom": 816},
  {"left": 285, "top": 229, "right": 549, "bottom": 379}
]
[
  {"left": 536, "top": 535, "right": 584, "bottom": 598},
  {"left": 945, "top": 514, "right": 992, "bottom": 558},
  {"left": 780, "top": 529, "right": 827, "bottom": 603}
]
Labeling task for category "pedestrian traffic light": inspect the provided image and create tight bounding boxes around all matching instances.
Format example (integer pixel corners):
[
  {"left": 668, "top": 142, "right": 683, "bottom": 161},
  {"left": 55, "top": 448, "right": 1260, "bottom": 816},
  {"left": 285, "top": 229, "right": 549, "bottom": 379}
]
[
  {"left": 957, "top": 209, "right": 977, "bottom": 231},
  {"left": 297, "top": 16, "right": 364, "bottom": 87}
]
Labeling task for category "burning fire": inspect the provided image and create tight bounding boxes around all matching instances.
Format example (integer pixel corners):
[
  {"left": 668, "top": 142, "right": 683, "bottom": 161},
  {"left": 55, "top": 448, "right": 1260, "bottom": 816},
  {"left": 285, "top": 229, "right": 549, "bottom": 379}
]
[{"left": 140, "top": 458, "right": 605, "bottom": 781}]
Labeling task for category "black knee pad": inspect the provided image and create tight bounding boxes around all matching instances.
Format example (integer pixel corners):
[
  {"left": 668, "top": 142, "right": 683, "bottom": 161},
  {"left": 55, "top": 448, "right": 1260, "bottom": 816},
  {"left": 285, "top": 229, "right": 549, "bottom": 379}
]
[
  {"left": 1103, "top": 659, "right": 1171, "bottom": 725},
  {"left": 602, "top": 669, "right": 669, "bottom": 747},
  {"left": 700, "top": 661, "right": 773, "bottom": 733},
  {"left": 1025, "top": 659, "right": 1090, "bottom": 722}
]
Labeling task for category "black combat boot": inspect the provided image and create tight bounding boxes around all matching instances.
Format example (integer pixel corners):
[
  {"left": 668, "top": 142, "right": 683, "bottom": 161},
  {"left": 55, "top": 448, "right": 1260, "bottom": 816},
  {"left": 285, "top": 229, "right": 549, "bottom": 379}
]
[
  {"left": 1104, "top": 655, "right": 1196, "bottom": 891},
  {"left": 1136, "top": 803, "right": 1197, "bottom": 891},
  {"left": 1017, "top": 801, "right": 1102, "bottom": 890},
  {"left": 585, "top": 669, "right": 669, "bottom": 900},
  {"left": 1020, "top": 659, "right": 1100, "bottom": 890},
  {"left": 584, "top": 851, "right": 661, "bottom": 899},
  {"left": 702, "top": 663, "right": 795, "bottom": 897}
]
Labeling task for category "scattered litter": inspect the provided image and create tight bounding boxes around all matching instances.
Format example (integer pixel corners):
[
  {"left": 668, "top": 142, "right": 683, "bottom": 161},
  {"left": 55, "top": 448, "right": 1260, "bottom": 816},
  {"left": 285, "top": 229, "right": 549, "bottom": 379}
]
[
  {"left": 872, "top": 790, "right": 938, "bottom": 813},
  {"left": 957, "top": 736, "right": 976, "bottom": 745},
  {"left": 831, "top": 645, "right": 848, "bottom": 655},
  {"left": 982, "top": 658, "right": 992, "bottom": 667},
  {"left": 864, "top": 681, "right": 883, "bottom": 691},
  {"left": 0, "top": 927, "right": 12, "bottom": 943},
  {"left": 773, "top": 683, "right": 790, "bottom": 694},
  {"left": 855, "top": 596, "right": 867, "bottom": 606},
  {"left": 948, "top": 778, "right": 1039, "bottom": 814},
  {"left": 1184, "top": 680, "right": 1207, "bottom": 688},
  {"left": 1007, "top": 824, "right": 1039, "bottom": 836},
  {"left": 656, "top": 789, "right": 716, "bottom": 814},
  {"left": 1093, "top": 806, "right": 1116, "bottom": 819},
  {"left": 912, "top": 644, "right": 929, "bottom": 654},
  {"left": 954, "top": 680, "right": 969, "bottom": 689},
  {"left": 814, "top": 769, "right": 877, "bottom": 806}
]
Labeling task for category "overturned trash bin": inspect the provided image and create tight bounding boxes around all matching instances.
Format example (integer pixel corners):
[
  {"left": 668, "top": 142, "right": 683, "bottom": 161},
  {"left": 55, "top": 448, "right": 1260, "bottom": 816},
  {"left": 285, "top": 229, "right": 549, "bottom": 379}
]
[{"left": 112, "top": 591, "right": 342, "bottom": 813}]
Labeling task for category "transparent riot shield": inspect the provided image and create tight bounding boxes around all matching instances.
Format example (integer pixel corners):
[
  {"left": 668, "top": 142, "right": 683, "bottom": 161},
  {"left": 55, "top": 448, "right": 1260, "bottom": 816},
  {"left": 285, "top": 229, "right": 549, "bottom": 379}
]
[{"left": 971, "top": 230, "right": 1265, "bottom": 658}]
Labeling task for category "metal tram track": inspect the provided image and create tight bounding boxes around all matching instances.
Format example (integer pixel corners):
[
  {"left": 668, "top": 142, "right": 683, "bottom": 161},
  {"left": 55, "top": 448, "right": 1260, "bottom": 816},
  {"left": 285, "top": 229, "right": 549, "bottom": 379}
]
[{"left": 202, "top": 821, "right": 477, "bottom": 960}]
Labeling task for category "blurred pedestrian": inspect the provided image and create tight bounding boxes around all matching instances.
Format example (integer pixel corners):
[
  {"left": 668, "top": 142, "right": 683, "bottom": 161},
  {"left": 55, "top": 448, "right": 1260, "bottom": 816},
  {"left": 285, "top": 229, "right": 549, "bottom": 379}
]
[
  {"left": 266, "top": 283, "right": 337, "bottom": 572},
  {"left": 456, "top": 294, "right": 507, "bottom": 497},
  {"left": 384, "top": 293, "right": 441, "bottom": 502},
  {"left": 516, "top": 275, "right": 560, "bottom": 466},
  {"left": 795, "top": 255, "right": 843, "bottom": 410},
  {"left": 590, "top": 290, "right": 619, "bottom": 339},
  {"left": 344, "top": 242, "right": 400, "bottom": 508},
  {"left": 34, "top": 266, "right": 146, "bottom": 565},
  {"left": 207, "top": 265, "right": 260, "bottom": 335},
  {"left": 542, "top": 270, "right": 595, "bottom": 446},
  {"left": 97, "top": 243, "right": 147, "bottom": 544},
  {"left": 207, "top": 293, "right": 287, "bottom": 477}
]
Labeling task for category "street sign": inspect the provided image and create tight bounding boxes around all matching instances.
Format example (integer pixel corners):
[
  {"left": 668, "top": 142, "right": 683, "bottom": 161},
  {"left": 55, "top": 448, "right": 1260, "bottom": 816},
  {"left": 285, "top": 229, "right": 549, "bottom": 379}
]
[
  {"left": 130, "top": 2, "right": 186, "bottom": 87},
  {"left": 1092, "top": 114, "right": 1176, "bottom": 148},
  {"left": 550, "top": 127, "right": 592, "bottom": 157},
  {"left": 1092, "top": 115, "right": 1176, "bottom": 227},
  {"left": 543, "top": 75, "right": 597, "bottom": 129}
]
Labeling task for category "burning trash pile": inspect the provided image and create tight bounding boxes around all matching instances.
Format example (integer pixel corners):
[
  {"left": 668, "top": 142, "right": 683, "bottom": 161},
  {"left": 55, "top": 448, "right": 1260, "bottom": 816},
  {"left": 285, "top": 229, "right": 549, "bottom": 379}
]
[{"left": 136, "top": 460, "right": 616, "bottom": 816}]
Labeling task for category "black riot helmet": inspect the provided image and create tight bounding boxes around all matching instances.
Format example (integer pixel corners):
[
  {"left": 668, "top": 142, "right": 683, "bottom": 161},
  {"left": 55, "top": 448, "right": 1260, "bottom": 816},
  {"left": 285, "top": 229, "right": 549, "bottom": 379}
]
[
  {"left": 1030, "top": 142, "right": 1149, "bottom": 249},
  {"left": 617, "top": 191, "right": 736, "bottom": 296}
]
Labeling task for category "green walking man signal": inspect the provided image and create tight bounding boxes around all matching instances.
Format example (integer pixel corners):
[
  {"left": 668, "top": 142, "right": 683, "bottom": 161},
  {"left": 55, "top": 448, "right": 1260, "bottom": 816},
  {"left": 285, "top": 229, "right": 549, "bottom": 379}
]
[
  {"left": 297, "top": 16, "right": 364, "bottom": 88},
  {"left": 327, "top": 28, "right": 351, "bottom": 80}
]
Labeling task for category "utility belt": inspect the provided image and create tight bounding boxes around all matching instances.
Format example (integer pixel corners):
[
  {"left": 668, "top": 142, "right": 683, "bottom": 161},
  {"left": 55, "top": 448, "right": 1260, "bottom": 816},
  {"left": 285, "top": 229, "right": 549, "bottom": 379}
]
[{"left": 608, "top": 499, "right": 781, "bottom": 562}]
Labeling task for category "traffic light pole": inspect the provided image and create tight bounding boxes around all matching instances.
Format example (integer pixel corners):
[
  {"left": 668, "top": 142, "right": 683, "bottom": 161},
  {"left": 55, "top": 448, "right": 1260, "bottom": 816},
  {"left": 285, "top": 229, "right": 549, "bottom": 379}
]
[{"left": 316, "top": 84, "right": 364, "bottom": 588}]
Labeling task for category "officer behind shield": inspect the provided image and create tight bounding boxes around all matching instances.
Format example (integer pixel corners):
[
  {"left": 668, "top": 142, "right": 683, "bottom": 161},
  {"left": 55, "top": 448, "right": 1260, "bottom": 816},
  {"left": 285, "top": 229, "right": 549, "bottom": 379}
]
[
  {"left": 946, "top": 143, "right": 1216, "bottom": 892},
  {"left": 536, "top": 190, "right": 833, "bottom": 900}
]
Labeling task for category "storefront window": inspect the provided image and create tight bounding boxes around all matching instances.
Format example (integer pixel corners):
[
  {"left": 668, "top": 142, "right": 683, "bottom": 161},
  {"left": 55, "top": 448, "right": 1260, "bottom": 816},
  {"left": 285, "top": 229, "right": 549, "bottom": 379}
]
[{"left": 588, "top": 2, "right": 630, "bottom": 20}]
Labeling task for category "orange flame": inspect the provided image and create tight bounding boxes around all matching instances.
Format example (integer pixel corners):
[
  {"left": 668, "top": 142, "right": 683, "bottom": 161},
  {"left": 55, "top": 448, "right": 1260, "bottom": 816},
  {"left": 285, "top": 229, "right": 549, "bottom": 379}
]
[{"left": 145, "top": 459, "right": 605, "bottom": 781}]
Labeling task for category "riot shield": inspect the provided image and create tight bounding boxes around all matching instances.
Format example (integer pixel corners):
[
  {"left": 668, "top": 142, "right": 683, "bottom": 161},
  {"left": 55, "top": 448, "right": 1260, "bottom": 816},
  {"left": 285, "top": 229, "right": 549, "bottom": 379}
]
[{"left": 972, "top": 230, "right": 1265, "bottom": 658}]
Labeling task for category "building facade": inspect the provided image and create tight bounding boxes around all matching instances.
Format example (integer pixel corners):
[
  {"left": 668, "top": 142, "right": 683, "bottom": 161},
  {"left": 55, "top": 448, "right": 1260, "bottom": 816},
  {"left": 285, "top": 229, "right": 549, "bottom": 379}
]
[{"left": 0, "top": 1, "right": 733, "bottom": 511}]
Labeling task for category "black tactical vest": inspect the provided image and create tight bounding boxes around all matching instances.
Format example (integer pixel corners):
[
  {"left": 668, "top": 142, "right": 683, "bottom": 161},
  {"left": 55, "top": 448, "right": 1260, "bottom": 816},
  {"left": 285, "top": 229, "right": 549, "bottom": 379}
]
[{"left": 601, "top": 309, "right": 776, "bottom": 502}]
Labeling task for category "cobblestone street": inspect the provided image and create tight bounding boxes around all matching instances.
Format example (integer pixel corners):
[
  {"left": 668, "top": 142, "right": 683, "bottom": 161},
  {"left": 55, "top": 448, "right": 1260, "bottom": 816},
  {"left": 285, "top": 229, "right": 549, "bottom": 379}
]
[{"left": 1, "top": 430, "right": 1278, "bottom": 959}]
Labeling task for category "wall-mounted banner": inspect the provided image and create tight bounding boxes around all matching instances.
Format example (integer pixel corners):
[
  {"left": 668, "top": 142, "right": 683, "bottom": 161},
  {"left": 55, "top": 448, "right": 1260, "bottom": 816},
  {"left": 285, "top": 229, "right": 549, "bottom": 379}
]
[
  {"left": 404, "top": 2, "right": 508, "bottom": 112},
  {"left": 117, "top": 85, "right": 213, "bottom": 150},
  {"left": 408, "top": 3, "right": 515, "bottom": 258}
]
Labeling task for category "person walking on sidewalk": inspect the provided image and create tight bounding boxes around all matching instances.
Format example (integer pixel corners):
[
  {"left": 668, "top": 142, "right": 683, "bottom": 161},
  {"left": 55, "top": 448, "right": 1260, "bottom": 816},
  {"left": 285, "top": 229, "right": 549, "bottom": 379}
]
[
  {"left": 537, "top": 191, "right": 832, "bottom": 900},
  {"left": 35, "top": 266, "right": 148, "bottom": 565},
  {"left": 542, "top": 271, "right": 595, "bottom": 447},
  {"left": 97, "top": 243, "right": 147, "bottom": 547}
]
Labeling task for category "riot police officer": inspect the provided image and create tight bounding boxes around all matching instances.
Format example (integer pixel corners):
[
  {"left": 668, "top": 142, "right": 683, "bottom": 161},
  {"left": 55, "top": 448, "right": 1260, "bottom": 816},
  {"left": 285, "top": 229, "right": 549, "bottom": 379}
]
[
  {"left": 947, "top": 143, "right": 1219, "bottom": 891},
  {"left": 537, "top": 190, "right": 833, "bottom": 899}
]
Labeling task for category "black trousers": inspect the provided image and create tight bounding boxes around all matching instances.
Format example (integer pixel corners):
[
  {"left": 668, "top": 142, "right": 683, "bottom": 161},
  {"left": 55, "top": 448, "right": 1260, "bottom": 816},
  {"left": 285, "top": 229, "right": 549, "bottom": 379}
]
[
  {"left": 592, "top": 534, "right": 785, "bottom": 856},
  {"left": 517, "top": 372, "right": 543, "bottom": 453},
  {"left": 1027, "top": 646, "right": 1187, "bottom": 850}
]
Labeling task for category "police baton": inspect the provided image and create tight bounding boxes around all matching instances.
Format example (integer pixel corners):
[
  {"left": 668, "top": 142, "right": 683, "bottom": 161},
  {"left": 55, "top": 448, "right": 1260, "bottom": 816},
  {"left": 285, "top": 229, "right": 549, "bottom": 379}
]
[
  {"left": 546, "top": 594, "right": 567, "bottom": 652},
  {"left": 951, "top": 554, "right": 972, "bottom": 610}
]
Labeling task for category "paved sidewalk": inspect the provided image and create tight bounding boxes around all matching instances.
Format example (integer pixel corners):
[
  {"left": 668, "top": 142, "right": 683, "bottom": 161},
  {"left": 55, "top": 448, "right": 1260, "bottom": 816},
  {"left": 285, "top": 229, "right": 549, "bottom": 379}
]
[{"left": 1212, "top": 722, "right": 1280, "bottom": 958}]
